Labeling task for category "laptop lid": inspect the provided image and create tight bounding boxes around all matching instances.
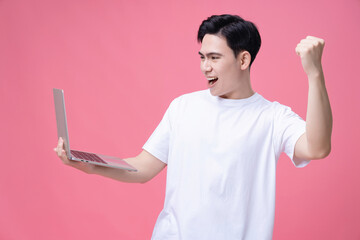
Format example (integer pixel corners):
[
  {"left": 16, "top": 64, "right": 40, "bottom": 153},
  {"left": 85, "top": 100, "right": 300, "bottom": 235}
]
[
  {"left": 53, "top": 88, "right": 72, "bottom": 159},
  {"left": 53, "top": 88, "right": 138, "bottom": 172}
]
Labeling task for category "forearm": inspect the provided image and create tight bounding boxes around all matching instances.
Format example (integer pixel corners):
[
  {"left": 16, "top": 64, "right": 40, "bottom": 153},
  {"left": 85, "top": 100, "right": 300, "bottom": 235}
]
[
  {"left": 91, "top": 157, "right": 149, "bottom": 183},
  {"left": 305, "top": 72, "right": 332, "bottom": 157},
  {"left": 90, "top": 150, "right": 166, "bottom": 183}
]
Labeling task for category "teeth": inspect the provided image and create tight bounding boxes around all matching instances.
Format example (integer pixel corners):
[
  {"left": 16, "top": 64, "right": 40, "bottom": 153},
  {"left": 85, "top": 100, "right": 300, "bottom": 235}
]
[{"left": 207, "top": 77, "right": 218, "bottom": 81}]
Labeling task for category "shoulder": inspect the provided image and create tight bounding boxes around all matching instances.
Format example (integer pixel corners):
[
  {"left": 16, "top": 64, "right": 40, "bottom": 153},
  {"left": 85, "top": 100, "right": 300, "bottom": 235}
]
[
  {"left": 176, "top": 90, "right": 208, "bottom": 101},
  {"left": 256, "top": 94, "right": 293, "bottom": 113},
  {"left": 251, "top": 94, "right": 302, "bottom": 125},
  {"left": 263, "top": 99, "right": 304, "bottom": 125},
  {"left": 170, "top": 90, "right": 209, "bottom": 107},
  {"left": 251, "top": 94, "right": 280, "bottom": 113},
  {"left": 271, "top": 101, "right": 298, "bottom": 119},
  {"left": 165, "top": 90, "right": 210, "bottom": 119}
]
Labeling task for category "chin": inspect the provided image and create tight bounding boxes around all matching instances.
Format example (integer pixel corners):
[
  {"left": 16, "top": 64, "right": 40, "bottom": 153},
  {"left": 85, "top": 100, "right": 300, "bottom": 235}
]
[
  {"left": 210, "top": 89, "right": 228, "bottom": 98},
  {"left": 209, "top": 88, "right": 220, "bottom": 96}
]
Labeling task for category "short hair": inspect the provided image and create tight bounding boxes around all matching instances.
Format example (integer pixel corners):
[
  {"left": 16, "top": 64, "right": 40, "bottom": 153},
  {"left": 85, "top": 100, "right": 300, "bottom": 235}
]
[{"left": 197, "top": 14, "right": 261, "bottom": 66}]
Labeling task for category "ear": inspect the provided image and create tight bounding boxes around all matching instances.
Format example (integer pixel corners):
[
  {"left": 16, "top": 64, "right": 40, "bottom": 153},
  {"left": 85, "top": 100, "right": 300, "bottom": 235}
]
[{"left": 237, "top": 51, "right": 251, "bottom": 70}]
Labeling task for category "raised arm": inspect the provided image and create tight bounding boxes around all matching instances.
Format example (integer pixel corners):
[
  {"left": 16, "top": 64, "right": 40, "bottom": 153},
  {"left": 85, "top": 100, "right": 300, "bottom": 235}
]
[
  {"left": 294, "top": 36, "right": 333, "bottom": 160},
  {"left": 54, "top": 138, "right": 166, "bottom": 183}
]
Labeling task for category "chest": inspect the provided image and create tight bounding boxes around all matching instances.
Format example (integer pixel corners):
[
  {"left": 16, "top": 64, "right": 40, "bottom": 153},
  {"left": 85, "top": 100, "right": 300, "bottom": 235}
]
[{"left": 173, "top": 104, "right": 274, "bottom": 154}]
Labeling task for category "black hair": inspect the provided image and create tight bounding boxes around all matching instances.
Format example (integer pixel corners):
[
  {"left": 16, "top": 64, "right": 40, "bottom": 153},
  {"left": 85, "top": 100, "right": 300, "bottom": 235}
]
[{"left": 197, "top": 14, "right": 261, "bottom": 66}]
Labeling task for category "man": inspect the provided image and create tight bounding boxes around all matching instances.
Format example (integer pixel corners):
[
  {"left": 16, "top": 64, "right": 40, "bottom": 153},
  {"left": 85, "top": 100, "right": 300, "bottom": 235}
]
[{"left": 54, "top": 14, "right": 332, "bottom": 240}]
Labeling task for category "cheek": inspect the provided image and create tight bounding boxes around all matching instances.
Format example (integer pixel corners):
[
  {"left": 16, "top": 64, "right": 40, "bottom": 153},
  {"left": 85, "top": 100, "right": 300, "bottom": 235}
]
[
  {"left": 221, "top": 63, "right": 237, "bottom": 77},
  {"left": 216, "top": 63, "right": 228, "bottom": 77},
  {"left": 200, "top": 62, "right": 205, "bottom": 73}
]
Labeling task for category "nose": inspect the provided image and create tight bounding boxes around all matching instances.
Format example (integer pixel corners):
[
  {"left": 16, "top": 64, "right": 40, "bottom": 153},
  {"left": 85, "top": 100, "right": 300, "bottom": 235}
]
[{"left": 201, "top": 59, "right": 212, "bottom": 72}]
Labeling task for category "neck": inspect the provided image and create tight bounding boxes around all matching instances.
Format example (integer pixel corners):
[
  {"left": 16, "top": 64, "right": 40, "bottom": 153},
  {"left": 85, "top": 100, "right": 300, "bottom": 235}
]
[
  {"left": 221, "top": 71, "right": 254, "bottom": 99},
  {"left": 238, "top": 69, "right": 254, "bottom": 97}
]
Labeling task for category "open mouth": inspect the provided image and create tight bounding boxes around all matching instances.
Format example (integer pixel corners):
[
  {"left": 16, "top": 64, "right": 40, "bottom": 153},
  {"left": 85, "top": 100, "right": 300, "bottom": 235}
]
[{"left": 208, "top": 77, "right": 218, "bottom": 86}]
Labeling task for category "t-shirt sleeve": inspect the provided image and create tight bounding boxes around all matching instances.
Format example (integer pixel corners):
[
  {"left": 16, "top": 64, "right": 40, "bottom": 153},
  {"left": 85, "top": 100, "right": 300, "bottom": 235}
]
[
  {"left": 142, "top": 98, "right": 178, "bottom": 164},
  {"left": 273, "top": 103, "right": 310, "bottom": 168}
]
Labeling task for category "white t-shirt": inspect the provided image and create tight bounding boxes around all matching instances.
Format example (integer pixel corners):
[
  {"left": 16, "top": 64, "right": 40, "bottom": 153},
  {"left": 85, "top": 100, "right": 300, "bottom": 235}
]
[{"left": 143, "top": 90, "right": 310, "bottom": 240}]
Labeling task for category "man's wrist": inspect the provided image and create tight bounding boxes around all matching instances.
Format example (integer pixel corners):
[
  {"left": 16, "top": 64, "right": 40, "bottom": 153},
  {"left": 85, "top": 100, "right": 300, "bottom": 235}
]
[{"left": 307, "top": 69, "right": 324, "bottom": 84}]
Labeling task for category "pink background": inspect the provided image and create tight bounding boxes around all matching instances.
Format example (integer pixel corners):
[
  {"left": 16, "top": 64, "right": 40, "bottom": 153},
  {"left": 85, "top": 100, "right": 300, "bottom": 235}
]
[{"left": 1, "top": 0, "right": 359, "bottom": 239}]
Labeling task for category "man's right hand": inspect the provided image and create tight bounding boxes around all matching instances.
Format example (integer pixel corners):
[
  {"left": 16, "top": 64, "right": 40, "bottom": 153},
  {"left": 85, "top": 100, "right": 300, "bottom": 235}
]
[
  {"left": 53, "top": 137, "right": 96, "bottom": 174},
  {"left": 53, "top": 138, "right": 167, "bottom": 183}
]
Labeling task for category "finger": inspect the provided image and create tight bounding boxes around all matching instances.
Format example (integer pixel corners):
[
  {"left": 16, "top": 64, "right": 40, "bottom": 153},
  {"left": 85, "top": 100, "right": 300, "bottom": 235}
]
[
  {"left": 54, "top": 148, "right": 61, "bottom": 156},
  {"left": 299, "top": 40, "right": 317, "bottom": 47},
  {"left": 299, "top": 39, "right": 314, "bottom": 44},
  {"left": 300, "top": 38, "right": 312, "bottom": 44},
  {"left": 57, "top": 138, "right": 65, "bottom": 153},
  {"left": 301, "top": 38, "right": 325, "bottom": 48},
  {"left": 295, "top": 45, "right": 306, "bottom": 55},
  {"left": 55, "top": 146, "right": 64, "bottom": 158},
  {"left": 57, "top": 138, "right": 63, "bottom": 149},
  {"left": 306, "top": 36, "right": 324, "bottom": 42},
  {"left": 297, "top": 43, "right": 313, "bottom": 49},
  {"left": 59, "top": 149, "right": 70, "bottom": 163},
  {"left": 295, "top": 45, "right": 302, "bottom": 55}
]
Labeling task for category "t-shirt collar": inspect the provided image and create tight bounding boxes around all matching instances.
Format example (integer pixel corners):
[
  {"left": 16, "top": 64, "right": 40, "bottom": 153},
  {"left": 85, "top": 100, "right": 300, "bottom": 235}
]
[{"left": 207, "top": 89, "right": 261, "bottom": 107}]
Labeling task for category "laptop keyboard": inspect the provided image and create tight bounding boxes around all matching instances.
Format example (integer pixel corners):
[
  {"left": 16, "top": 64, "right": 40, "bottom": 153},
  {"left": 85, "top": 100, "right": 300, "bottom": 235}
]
[{"left": 71, "top": 150, "right": 107, "bottom": 164}]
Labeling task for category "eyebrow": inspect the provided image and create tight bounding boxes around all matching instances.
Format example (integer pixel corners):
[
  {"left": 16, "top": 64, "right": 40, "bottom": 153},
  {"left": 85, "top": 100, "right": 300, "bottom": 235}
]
[{"left": 198, "top": 51, "right": 223, "bottom": 57}]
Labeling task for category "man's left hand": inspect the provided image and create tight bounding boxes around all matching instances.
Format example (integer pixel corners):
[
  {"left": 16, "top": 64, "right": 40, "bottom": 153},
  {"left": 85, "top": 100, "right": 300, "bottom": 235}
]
[{"left": 295, "top": 36, "right": 325, "bottom": 78}]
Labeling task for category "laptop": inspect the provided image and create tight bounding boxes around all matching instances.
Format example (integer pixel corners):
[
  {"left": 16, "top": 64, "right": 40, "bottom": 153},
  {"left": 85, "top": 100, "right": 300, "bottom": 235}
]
[{"left": 53, "top": 88, "right": 137, "bottom": 172}]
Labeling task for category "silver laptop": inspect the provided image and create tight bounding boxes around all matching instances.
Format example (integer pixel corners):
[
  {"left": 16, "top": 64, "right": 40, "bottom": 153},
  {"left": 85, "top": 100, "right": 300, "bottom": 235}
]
[{"left": 53, "top": 88, "right": 137, "bottom": 172}]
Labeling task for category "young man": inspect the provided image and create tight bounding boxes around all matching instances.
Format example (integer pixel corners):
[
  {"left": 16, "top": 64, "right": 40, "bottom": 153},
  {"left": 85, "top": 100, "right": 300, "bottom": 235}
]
[{"left": 54, "top": 14, "right": 332, "bottom": 240}]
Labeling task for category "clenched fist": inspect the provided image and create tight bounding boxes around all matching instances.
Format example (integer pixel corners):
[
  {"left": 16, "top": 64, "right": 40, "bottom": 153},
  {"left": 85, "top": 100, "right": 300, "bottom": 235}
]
[{"left": 295, "top": 36, "right": 325, "bottom": 79}]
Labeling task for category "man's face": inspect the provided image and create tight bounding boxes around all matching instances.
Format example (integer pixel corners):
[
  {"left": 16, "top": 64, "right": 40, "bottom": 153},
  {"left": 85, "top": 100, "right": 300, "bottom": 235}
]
[{"left": 199, "top": 34, "right": 245, "bottom": 99}]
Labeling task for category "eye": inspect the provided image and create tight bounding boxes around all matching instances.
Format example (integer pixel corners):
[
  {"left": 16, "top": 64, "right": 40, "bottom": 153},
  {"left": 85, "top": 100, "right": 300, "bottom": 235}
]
[
  {"left": 211, "top": 56, "right": 219, "bottom": 60},
  {"left": 200, "top": 55, "right": 205, "bottom": 60}
]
